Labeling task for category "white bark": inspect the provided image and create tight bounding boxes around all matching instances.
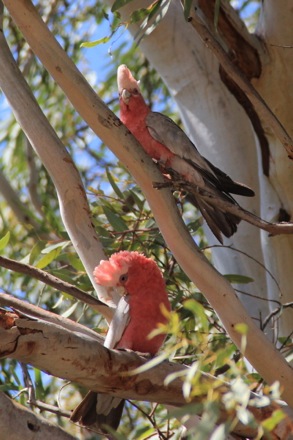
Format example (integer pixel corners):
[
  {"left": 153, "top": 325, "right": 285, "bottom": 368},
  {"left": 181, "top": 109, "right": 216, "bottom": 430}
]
[
  {"left": 254, "top": 0, "right": 293, "bottom": 336},
  {"left": 106, "top": 0, "right": 293, "bottom": 338},
  {"left": 0, "top": 392, "right": 77, "bottom": 440},
  {"left": 2, "top": 0, "right": 293, "bottom": 407}
]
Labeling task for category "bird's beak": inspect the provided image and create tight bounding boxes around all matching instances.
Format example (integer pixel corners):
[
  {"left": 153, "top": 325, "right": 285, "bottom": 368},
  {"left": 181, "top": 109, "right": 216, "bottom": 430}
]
[
  {"left": 115, "top": 285, "right": 127, "bottom": 297},
  {"left": 121, "top": 89, "right": 131, "bottom": 105}
]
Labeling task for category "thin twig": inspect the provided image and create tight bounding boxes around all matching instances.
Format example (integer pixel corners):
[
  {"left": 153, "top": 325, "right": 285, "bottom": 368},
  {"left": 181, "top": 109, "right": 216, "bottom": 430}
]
[
  {"left": 262, "top": 302, "right": 293, "bottom": 331},
  {"left": 28, "top": 399, "right": 71, "bottom": 418},
  {"left": 20, "top": 363, "right": 36, "bottom": 407},
  {"left": 187, "top": 7, "right": 293, "bottom": 159},
  {"left": 19, "top": 363, "right": 69, "bottom": 418},
  {"left": 129, "top": 401, "right": 169, "bottom": 440}
]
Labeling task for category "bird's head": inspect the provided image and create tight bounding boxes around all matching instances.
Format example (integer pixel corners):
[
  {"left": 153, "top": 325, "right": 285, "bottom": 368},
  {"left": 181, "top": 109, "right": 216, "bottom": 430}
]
[
  {"left": 93, "top": 251, "right": 164, "bottom": 297},
  {"left": 117, "top": 65, "right": 141, "bottom": 105}
]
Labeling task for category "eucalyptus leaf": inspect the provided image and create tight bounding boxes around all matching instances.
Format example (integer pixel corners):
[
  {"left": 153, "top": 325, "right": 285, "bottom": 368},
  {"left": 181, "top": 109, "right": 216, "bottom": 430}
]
[
  {"left": 36, "top": 247, "right": 61, "bottom": 269},
  {"left": 0, "top": 231, "right": 10, "bottom": 251},
  {"left": 103, "top": 205, "right": 128, "bottom": 232}
]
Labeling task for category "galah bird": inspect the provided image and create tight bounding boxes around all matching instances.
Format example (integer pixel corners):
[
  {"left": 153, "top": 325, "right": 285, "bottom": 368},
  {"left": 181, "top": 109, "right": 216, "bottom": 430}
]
[
  {"left": 117, "top": 65, "right": 255, "bottom": 243},
  {"left": 71, "top": 251, "right": 171, "bottom": 433}
]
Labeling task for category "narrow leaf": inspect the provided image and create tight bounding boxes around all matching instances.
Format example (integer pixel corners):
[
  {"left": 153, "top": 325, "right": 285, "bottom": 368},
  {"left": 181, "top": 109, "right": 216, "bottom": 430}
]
[
  {"left": 130, "top": 7, "right": 151, "bottom": 23},
  {"left": 111, "top": 0, "right": 134, "bottom": 12},
  {"left": 135, "top": 0, "right": 171, "bottom": 44},
  {"left": 103, "top": 206, "right": 128, "bottom": 232},
  {"left": 62, "top": 301, "right": 79, "bottom": 318},
  {"left": 214, "top": 0, "right": 221, "bottom": 31},
  {"left": 234, "top": 323, "right": 248, "bottom": 335},
  {"left": 262, "top": 409, "right": 285, "bottom": 431},
  {"left": 0, "top": 231, "right": 10, "bottom": 251},
  {"left": 184, "top": 299, "right": 209, "bottom": 332},
  {"left": 41, "top": 241, "right": 70, "bottom": 253},
  {"left": 183, "top": 0, "right": 193, "bottom": 20},
  {"left": 224, "top": 274, "right": 254, "bottom": 284},
  {"left": 106, "top": 168, "right": 124, "bottom": 198},
  {"left": 81, "top": 36, "right": 111, "bottom": 48},
  {"left": 36, "top": 248, "right": 61, "bottom": 269},
  {"left": 28, "top": 241, "right": 46, "bottom": 265},
  {"left": 127, "top": 351, "right": 169, "bottom": 375}
]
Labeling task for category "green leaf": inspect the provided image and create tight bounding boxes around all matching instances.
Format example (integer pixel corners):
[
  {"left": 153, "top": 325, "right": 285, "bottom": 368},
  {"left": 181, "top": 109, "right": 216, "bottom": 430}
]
[
  {"left": 224, "top": 274, "right": 254, "bottom": 284},
  {"left": 214, "top": 0, "right": 221, "bottom": 31},
  {"left": 103, "top": 206, "right": 128, "bottom": 232},
  {"left": 210, "top": 423, "right": 230, "bottom": 440},
  {"left": 67, "top": 253, "right": 85, "bottom": 272},
  {"left": 62, "top": 301, "right": 79, "bottom": 318},
  {"left": 262, "top": 409, "right": 285, "bottom": 431},
  {"left": 183, "top": 299, "right": 209, "bottom": 332},
  {"left": 0, "top": 231, "right": 10, "bottom": 251},
  {"left": 81, "top": 36, "right": 111, "bottom": 48},
  {"left": 234, "top": 323, "right": 248, "bottom": 335},
  {"left": 106, "top": 168, "right": 124, "bottom": 198},
  {"left": 130, "top": 7, "right": 151, "bottom": 23},
  {"left": 34, "top": 368, "right": 45, "bottom": 399},
  {"left": 135, "top": 0, "right": 171, "bottom": 44},
  {"left": 0, "top": 384, "right": 19, "bottom": 392},
  {"left": 36, "top": 247, "right": 61, "bottom": 269},
  {"left": 183, "top": 0, "right": 193, "bottom": 20},
  {"left": 28, "top": 241, "right": 46, "bottom": 265},
  {"left": 128, "top": 189, "right": 144, "bottom": 210},
  {"left": 111, "top": 0, "right": 134, "bottom": 13},
  {"left": 127, "top": 350, "right": 169, "bottom": 375},
  {"left": 41, "top": 241, "right": 70, "bottom": 253}
]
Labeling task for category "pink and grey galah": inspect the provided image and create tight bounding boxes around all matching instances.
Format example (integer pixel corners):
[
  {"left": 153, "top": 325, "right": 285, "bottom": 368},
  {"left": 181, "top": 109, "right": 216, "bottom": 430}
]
[
  {"left": 117, "top": 64, "right": 255, "bottom": 243},
  {"left": 71, "top": 251, "right": 171, "bottom": 433}
]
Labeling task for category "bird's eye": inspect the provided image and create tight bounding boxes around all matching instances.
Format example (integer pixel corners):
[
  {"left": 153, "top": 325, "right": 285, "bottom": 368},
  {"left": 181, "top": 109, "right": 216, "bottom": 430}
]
[{"left": 119, "top": 273, "right": 128, "bottom": 284}]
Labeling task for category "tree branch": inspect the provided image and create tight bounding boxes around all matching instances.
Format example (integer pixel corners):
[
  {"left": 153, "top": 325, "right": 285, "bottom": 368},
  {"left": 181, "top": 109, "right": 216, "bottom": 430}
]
[
  {"left": 0, "top": 292, "right": 104, "bottom": 341},
  {"left": 0, "top": 255, "right": 106, "bottom": 311},
  {"left": 1, "top": 301, "right": 292, "bottom": 439},
  {"left": 2, "top": 0, "right": 293, "bottom": 408},
  {"left": 188, "top": 5, "right": 293, "bottom": 159}
]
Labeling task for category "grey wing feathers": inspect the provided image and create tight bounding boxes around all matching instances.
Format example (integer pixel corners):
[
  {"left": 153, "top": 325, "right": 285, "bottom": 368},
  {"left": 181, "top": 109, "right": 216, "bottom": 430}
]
[
  {"left": 146, "top": 111, "right": 255, "bottom": 242},
  {"left": 147, "top": 112, "right": 254, "bottom": 197},
  {"left": 146, "top": 111, "right": 209, "bottom": 169},
  {"left": 186, "top": 192, "right": 239, "bottom": 243}
]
